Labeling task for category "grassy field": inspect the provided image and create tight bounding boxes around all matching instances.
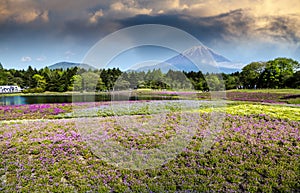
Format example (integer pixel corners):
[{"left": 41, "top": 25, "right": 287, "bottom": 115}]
[{"left": 0, "top": 98, "right": 299, "bottom": 192}]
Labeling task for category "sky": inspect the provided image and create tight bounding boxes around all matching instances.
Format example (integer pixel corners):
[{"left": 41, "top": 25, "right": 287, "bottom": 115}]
[{"left": 0, "top": 0, "right": 300, "bottom": 70}]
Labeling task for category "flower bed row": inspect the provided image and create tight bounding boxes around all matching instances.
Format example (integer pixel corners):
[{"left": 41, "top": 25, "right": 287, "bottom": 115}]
[
  {"left": 0, "top": 102, "right": 112, "bottom": 120},
  {"left": 0, "top": 104, "right": 73, "bottom": 120},
  {"left": 226, "top": 91, "right": 299, "bottom": 104},
  {"left": 1, "top": 99, "right": 299, "bottom": 121},
  {"left": 0, "top": 100, "right": 207, "bottom": 120}
]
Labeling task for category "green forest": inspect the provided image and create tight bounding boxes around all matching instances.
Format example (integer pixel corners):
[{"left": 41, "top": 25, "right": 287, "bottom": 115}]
[{"left": 0, "top": 57, "right": 299, "bottom": 93}]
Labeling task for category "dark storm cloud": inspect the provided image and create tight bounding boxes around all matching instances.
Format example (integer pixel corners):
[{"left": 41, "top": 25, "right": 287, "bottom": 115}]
[
  {"left": 118, "top": 9, "right": 254, "bottom": 46},
  {"left": 1, "top": 0, "right": 299, "bottom": 48}
]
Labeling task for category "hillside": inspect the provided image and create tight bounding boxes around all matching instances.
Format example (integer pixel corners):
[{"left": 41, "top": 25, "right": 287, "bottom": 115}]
[{"left": 48, "top": 62, "right": 96, "bottom": 70}]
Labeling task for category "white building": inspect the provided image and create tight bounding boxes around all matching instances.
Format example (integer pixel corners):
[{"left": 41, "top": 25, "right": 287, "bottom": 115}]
[{"left": 0, "top": 85, "right": 22, "bottom": 93}]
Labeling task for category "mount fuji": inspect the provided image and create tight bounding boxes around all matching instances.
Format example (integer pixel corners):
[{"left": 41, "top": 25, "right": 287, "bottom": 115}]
[{"left": 135, "top": 46, "right": 243, "bottom": 73}]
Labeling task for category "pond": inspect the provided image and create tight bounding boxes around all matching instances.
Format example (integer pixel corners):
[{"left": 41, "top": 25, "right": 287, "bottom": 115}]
[{"left": 0, "top": 94, "right": 178, "bottom": 105}]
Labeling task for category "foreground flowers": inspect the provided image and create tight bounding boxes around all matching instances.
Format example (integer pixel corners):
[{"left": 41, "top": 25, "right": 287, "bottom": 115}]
[{"left": 0, "top": 104, "right": 299, "bottom": 192}]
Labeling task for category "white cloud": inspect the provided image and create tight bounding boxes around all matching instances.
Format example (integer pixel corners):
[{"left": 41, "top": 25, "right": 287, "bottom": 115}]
[
  {"left": 109, "top": 1, "right": 152, "bottom": 17},
  {"left": 36, "top": 56, "right": 46, "bottom": 61},
  {"left": 89, "top": 10, "right": 104, "bottom": 24},
  {"left": 110, "top": 2, "right": 124, "bottom": 11},
  {"left": 13, "top": 9, "right": 40, "bottom": 23},
  {"left": 21, "top": 56, "right": 32, "bottom": 62}
]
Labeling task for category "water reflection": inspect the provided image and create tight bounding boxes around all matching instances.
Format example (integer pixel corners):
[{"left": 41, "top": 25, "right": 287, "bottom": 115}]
[{"left": 0, "top": 94, "right": 177, "bottom": 105}]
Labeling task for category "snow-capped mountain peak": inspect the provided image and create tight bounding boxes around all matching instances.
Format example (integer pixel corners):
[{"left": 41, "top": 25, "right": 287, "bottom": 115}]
[{"left": 136, "top": 45, "right": 242, "bottom": 73}]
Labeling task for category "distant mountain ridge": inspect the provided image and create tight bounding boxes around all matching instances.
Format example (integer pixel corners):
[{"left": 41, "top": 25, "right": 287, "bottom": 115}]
[
  {"left": 48, "top": 46, "right": 242, "bottom": 73},
  {"left": 135, "top": 46, "right": 241, "bottom": 73},
  {"left": 48, "top": 62, "right": 96, "bottom": 70}
]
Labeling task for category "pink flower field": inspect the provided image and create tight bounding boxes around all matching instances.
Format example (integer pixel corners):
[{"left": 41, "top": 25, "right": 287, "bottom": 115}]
[{"left": 0, "top": 101, "right": 299, "bottom": 192}]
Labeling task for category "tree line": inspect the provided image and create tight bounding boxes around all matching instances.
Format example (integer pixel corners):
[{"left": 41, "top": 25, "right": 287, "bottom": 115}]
[
  {"left": 224, "top": 57, "right": 299, "bottom": 89},
  {"left": 0, "top": 57, "right": 299, "bottom": 93}
]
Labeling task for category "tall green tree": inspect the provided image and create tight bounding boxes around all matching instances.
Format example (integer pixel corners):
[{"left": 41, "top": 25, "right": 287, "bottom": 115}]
[
  {"left": 71, "top": 75, "right": 83, "bottom": 91},
  {"left": 114, "top": 77, "right": 130, "bottom": 90},
  {"left": 205, "top": 73, "right": 225, "bottom": 91},
  {"left": 24, "top": 66, "right": 37, "bottom": 88},
  {"left": 222, "top": 72, "right": 240, "bottom": 89},
  {"left": 96, "top": 77, "right": 107, "bottom": 91},
  {"left": 241, "top": 62, "right": 265, "bottom": 88},
  {"left": 259, "top": 58, "right": 299, "bottom": 88},
  {"left": 286, "top": 71, "right": 300, "bottom": 88},
  {"left": 32, "top": 74, "right": 47, "bottom": 91},
  {"left": 184, "top": 71, "right": 208, "bottom": 91},
  {"left": 82, "top": 72, "right": 99, "bottom": 91}
]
